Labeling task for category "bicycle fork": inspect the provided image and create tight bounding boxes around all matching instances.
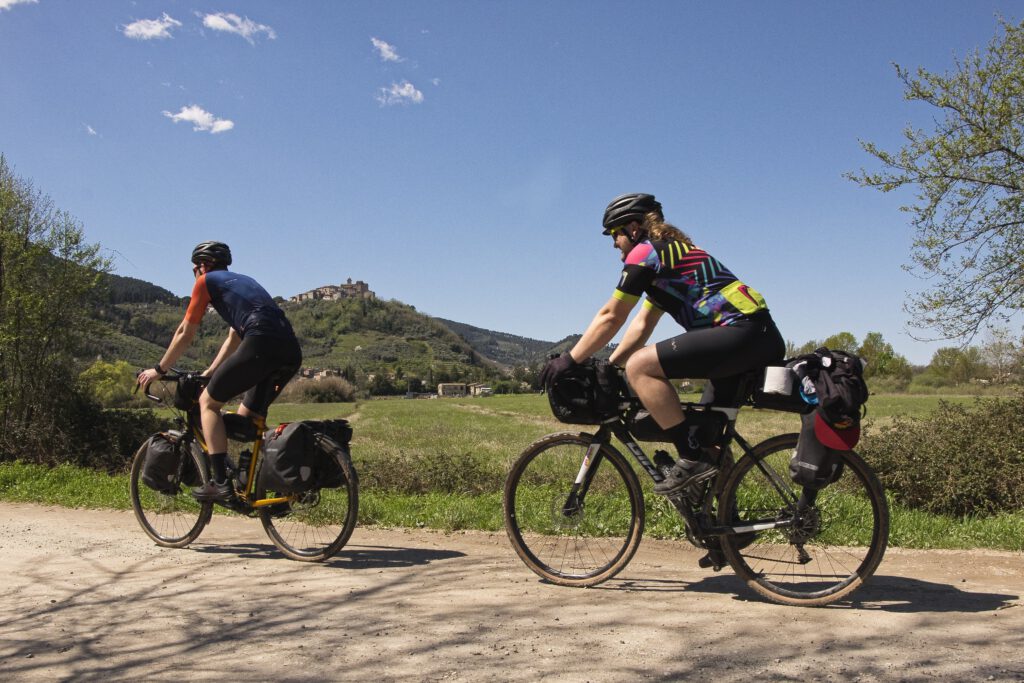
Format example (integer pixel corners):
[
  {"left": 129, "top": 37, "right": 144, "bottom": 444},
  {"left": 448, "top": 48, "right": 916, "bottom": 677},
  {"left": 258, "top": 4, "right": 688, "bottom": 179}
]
[{"left": 561, "top": 438, "right": 606, "bottom": 517}]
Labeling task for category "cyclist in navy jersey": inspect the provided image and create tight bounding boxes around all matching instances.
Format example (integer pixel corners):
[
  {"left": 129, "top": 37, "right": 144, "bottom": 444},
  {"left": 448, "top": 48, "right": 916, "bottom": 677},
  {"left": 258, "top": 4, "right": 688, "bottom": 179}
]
[
  {"left": 540, "top": 194, "right": 785, "bottom": 495},
  {"left": 137, "top": 241, "right": 302, "bottom": 502}
]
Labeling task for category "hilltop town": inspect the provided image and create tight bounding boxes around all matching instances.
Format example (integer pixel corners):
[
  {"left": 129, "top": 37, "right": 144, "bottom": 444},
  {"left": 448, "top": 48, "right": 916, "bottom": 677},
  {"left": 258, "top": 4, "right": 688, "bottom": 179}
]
[{"left": 290, "top": 279, "right": 375, "bottom": 302}]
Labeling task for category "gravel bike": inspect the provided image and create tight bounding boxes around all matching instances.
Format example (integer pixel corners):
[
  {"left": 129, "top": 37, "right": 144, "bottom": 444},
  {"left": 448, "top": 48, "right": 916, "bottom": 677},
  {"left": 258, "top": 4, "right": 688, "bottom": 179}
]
[
  {"left": 129, "top": 370, "right": 358, "bottom": 561},
  {"left": 503, "top": 369, "right": 888, "bottom": 606}
]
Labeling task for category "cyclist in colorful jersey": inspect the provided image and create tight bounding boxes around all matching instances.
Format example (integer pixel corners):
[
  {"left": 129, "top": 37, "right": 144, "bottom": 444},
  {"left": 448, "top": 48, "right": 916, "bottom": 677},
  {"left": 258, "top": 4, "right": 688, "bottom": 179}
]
[
  {"left": 540, "top": 193, "right": 785, "bottom": 495},
  {"left": 136, "top": 241, "right": 302, "bottom": 503}
]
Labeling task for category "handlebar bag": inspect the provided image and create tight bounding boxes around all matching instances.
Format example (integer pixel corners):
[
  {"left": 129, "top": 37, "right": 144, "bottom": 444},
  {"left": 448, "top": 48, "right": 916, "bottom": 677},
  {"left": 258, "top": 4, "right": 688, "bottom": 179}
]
[{"left": 547, "top": 359, "right": 624, "bottom": 425}]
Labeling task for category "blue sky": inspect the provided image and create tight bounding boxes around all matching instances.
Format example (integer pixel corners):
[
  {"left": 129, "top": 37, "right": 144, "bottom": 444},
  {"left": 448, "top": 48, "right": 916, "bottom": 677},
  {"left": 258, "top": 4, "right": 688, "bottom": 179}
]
[{"left": 2, "top": 1, "right": 1021, "bottom": 364}]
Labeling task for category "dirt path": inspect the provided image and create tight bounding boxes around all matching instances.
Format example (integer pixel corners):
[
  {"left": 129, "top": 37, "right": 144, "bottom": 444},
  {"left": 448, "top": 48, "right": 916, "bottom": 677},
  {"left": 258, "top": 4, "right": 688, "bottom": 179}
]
[{"left": 1, "top": 503, "right": 1022, "bottom": 681}]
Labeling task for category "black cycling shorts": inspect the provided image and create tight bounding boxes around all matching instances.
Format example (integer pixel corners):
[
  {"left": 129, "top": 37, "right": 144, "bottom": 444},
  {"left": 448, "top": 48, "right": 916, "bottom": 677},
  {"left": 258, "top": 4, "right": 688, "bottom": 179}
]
[
  {"left": 205, "top": 334, "right": 302, "bottom": 416},
  {"left": 655, "top": 313, "right": 785, "bottom": 406}
]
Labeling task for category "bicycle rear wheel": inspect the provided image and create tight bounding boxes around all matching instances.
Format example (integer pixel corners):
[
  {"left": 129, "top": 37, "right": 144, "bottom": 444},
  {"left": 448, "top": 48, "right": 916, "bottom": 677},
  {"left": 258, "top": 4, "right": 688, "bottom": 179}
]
[
  {"left": 258, "top": 435, "right": 359, "bottom": 562},
  {"left": 718, "top": 433, "right": 888, "bottom": 606},
  {"left": 504, "top": 432, "right": 644, "bottom": 587},
  {"left": 130, "top": 441, "right": 212, "bottom": 548}
]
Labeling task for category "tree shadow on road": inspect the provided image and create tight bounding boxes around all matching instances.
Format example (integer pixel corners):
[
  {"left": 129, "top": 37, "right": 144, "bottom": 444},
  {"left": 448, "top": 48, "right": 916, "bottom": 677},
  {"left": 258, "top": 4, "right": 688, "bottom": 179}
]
[{"left": 189, "top": 541, "right": 465, "bottom": 569}]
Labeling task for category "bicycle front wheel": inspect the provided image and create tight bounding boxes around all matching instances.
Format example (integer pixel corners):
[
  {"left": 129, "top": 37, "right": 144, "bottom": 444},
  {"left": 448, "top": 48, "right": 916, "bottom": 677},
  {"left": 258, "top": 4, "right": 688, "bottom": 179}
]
[
  {"left": 258, "top": 436, "right": 359, "bottom": 562},
  {"left": 718, "top": 433, "right": 889, "bottom": 606},
  {"left": 130, "top": 441, "right": 212, "bottom": 548},
  {"left": 504, "top": 432, "right": 644, "bottom": 587}
]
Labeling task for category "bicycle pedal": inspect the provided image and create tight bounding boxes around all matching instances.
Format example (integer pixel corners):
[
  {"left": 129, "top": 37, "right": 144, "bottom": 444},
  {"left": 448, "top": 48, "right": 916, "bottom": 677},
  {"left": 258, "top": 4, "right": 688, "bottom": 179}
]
[{"left": 697, "top": 551, "right": 725, "bottom": 571}]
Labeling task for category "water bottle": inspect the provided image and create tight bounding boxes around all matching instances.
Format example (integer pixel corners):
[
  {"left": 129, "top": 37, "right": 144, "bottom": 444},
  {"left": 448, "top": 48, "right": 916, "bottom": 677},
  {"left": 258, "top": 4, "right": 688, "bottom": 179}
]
[{"left": 237, "top": 449, "right": 252, "bottom": 486}]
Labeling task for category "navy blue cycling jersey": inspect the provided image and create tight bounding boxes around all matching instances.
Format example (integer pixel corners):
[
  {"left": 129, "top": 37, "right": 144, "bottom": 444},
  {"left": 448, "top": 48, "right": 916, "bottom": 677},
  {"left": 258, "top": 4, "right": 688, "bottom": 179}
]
[{"left": 185, "top": 269, "right": 295, "bottom": 340}]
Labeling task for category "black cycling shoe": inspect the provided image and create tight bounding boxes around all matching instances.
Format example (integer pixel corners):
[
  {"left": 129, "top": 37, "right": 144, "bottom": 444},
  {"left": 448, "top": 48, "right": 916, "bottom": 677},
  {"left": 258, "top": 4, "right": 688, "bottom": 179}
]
[
  {"left": 192, "top": 479, "right": 235, "bottom": 503},
  {"left": 653, "top": 458, "right": 718, "bottom": 496}
]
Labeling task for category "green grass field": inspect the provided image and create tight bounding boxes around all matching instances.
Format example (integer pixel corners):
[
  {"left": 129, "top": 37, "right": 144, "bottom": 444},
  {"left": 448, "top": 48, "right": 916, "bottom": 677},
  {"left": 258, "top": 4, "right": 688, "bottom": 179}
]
[{"left": 1, "top": 392, "right": 1020, "bottom": 550}]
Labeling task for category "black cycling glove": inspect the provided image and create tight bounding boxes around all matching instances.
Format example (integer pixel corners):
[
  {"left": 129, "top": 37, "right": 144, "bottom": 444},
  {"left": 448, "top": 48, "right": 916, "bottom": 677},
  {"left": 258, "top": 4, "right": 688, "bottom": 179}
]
[{"left": 539, "top": 352, "right": 578, "bottom": 389}]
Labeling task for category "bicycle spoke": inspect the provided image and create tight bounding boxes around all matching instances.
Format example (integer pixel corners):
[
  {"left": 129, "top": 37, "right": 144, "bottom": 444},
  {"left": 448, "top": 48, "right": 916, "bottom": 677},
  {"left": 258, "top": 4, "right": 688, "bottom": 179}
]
[
  {"left": 504, "top": 433, "right": 644, "bottom": 587},
  {"left": 719, "top": 434, "right": 888, "bottom": 606}
]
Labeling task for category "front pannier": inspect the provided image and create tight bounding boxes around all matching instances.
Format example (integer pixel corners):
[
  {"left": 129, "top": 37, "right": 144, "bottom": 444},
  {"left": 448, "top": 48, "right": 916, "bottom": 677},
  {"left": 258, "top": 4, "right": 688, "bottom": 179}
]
[
  {"left": 141, "top": 432, "right": 200, "bottom": 493},
  {"left": 789, "top": 412, "right": 845, "bottom": 490},
  {"left": 547, "top": 359, "right": 624, "bottom": 425},
  {"left": 260, "top": 420, "right": 352, "bottom": 494}
]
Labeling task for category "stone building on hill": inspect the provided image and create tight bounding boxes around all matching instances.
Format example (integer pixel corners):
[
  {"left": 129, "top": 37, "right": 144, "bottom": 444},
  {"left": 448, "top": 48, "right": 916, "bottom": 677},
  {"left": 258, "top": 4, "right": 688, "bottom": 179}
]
[{"left": 290, "top": 278, "right": 375, "bottom": 302}]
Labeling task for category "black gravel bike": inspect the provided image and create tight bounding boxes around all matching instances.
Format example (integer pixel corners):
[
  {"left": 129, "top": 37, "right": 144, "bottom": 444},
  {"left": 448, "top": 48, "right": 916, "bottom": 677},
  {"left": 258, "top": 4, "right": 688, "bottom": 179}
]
[
  {"left": 503, "top": 370, "right": 888, "bottom": 606},
  {"left": 129, "top": 370, "right": 358, "bottom": 562}
]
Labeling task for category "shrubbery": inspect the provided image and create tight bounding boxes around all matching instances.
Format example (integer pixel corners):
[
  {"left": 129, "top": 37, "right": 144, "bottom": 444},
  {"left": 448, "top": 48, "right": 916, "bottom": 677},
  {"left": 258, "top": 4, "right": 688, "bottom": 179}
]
[
  {"left": 279, "top": 377, "right": 358, "bottom": 403},
  {"left": 357, "top": 447, "right": 500, "bottom": 495},
  {"left": 860, "top": 393, "right": 1024, "bottom": 516}
]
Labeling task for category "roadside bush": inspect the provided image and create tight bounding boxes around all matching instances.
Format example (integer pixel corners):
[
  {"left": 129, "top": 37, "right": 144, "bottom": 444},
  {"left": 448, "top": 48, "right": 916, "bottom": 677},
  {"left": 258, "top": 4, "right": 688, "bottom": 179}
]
[
  {"left": 868, "top": 376, "right": 910, "bottom": 393},
  {"left": 279, "top": 377, "right": 357, "bottom": 403},
  {"left": 357, "top": 448, "right": 500, "bottom": 495},
  {"left": 859, "top": 393, "right": 1024, "bottom": 516},
  {"left": 79, "top": 359, "right": 150, "bottom": 408}
]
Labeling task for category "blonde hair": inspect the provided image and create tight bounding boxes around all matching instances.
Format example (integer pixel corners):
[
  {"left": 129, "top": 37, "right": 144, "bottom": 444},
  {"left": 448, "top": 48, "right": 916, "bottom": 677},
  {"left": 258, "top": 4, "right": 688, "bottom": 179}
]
[{"left": 640, "top": 211, "right": 694, "bottom": 247}]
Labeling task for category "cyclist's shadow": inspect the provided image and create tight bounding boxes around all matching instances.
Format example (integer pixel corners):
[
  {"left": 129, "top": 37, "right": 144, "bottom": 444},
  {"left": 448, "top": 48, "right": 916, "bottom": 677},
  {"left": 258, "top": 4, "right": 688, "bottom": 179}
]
[
  {"left": 191, "top": 542, "right": 465, "bottom": 569},
  {"left": 599, "top": 573, "right": 1018, "bottom": 613}
]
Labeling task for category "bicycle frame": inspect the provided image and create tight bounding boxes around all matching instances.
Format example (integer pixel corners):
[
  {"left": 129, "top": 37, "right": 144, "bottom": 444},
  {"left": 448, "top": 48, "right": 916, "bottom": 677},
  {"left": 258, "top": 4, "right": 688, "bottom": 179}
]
[
  {"left": 148, "top": 374, "right": 293, "bottom": 510},
  {"left": 572, "top": 402, "right": 800, "bottom": 542}
]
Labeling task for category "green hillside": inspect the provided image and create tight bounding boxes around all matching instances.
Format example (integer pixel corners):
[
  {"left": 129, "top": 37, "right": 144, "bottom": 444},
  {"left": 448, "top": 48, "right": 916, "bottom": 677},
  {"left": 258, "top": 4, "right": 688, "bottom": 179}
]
[
  {"left": 89, "top": 294, "right": 507, "bottom": 390},
  {"left": 433, "top": 317, "right": 567, "bottom": 367}
]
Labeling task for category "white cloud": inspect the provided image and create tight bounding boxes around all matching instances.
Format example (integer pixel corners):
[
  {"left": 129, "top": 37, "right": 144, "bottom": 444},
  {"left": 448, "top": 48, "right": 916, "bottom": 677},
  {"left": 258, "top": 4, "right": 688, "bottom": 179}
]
[
  {"left": 0, "top": 0, "right": 37, "bottom": 12},
  {"left": 84, "top": 124, "right": 97, "bottom": 136},
  {"left": 122, "top": 13, "right": 182, "bottom": 40},
  {"left": 376, "top": 81, "right": 424, "bottom": 106},
  {"left": 371, "top": 37, "right": 402, "bottom": 62},
  {"left": 202, "top": 12, "right": 276, "bottom": 44},
  {"left": 162, "top": 105, "right": 234, "bottom": 134}
]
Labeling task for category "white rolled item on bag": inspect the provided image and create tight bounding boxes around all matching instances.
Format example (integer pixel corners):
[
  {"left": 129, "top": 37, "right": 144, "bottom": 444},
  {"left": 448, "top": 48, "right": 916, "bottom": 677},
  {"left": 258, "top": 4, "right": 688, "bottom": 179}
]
[{"left": 763, "top": 366, "right": 795, "bottom": 395}]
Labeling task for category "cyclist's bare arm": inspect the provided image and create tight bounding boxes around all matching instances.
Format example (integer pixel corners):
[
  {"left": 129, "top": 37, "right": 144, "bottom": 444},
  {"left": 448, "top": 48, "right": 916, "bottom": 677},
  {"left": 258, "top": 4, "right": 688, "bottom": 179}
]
[
  {"left": 137, "top": 320, "right": 200, "bottom": 388},
  {"left": 609, "top": 304, "right": 663, "bottom": 366},
  {"left": 204, "top": 328, "right": 242, "bottom": 376},
  {"left": 570, "top": 296, "right": 634, "bottom": 362}
]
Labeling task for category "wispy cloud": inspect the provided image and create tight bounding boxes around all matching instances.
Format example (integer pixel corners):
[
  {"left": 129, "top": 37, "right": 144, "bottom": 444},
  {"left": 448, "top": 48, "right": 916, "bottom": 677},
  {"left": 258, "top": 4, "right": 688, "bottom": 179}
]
[
  {"left": 202, "top": 12, "right": 276, "bottom": 44},
  {"left": 122, "top": 13, "right": 182, "bottom": 40},
  {"left": 376, "top": 80, "right": 424, "bottom": 106},
  {"left": 83, "top": 124, "right": 97, "bottom": 136},
  {"left": 371, "top": 37, "right": 402, "bottom": 62},
  {"left": 0, "top": 0, "right": 37, "bottom": 12},
  {"left": 162, "top": 105, "right": 234, "bottom": 134}
]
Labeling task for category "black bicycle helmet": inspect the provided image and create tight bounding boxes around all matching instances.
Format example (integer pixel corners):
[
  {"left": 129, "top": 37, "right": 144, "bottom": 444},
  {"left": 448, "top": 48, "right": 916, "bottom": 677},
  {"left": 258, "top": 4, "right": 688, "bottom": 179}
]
[
  {"left": 601, "top": 193, "right": 662, "bottom": 234},
  {"left": 191, "top": 241, "right": 232, "bottom": 267}
]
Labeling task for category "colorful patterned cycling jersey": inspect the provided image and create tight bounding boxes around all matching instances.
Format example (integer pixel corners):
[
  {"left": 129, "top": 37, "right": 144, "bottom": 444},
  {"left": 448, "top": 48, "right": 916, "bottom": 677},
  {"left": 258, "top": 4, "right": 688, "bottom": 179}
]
[
  {"left": 184, "top": 270, "right": 296, "bottom": 340},
  {"left": 612, "top": 239, "right": 769, "bottom": 330}
]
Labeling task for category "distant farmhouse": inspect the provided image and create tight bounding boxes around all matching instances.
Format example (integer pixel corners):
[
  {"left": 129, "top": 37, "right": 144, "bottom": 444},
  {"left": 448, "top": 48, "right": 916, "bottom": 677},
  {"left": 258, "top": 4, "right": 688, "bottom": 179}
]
[{"left": 290, "top": 278, "right": 375, "bottom": 302}]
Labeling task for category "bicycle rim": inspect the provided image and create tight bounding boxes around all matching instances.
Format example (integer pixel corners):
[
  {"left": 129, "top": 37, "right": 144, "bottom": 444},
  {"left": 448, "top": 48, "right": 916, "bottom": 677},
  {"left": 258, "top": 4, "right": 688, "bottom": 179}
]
[
  {"left": 130, "top": 442, "right": 212, "bottom": 548},
  {"left": 258, "top": 438, "right": 359, "bottom": 562},
  {"left": 503, "top": 432, "right": 644, "bottom": 587},
  {"left": 719, "top": 433, "right": 889, "bottom": 606}
]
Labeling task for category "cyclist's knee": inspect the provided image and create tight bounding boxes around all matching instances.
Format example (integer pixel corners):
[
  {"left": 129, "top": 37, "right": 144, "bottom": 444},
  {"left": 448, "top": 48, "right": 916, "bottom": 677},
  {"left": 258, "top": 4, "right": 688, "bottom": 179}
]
[
  {"left": 625, "top": 347, "right": 664, "bottom": 383},
  {"left": 199, "top": 388, "right": 225, "bottom": 412}
]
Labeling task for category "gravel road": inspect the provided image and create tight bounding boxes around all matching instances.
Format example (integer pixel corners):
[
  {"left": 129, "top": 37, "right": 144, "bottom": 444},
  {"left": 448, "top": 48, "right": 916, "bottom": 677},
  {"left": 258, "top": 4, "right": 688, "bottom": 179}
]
[{"left": 1, "top": 503, "right": 1022, "bottom": 681}]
